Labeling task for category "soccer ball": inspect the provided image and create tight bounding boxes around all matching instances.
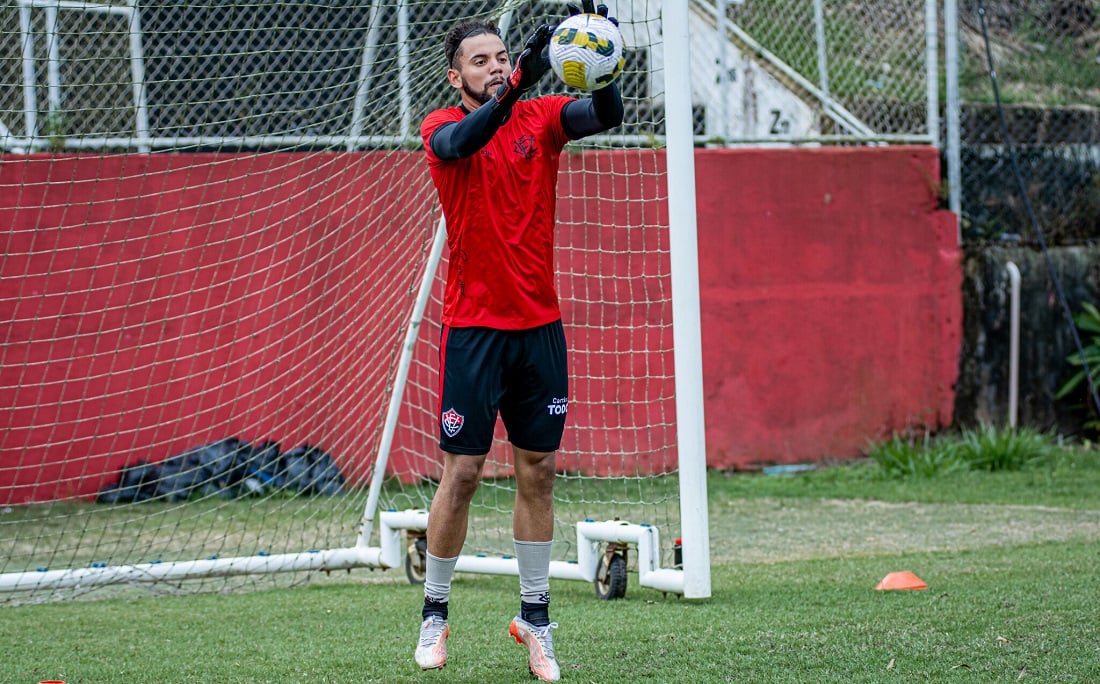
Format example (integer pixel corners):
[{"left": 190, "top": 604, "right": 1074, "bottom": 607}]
[{"left": 548, "top": 13, "right": 625, "bottom": 91}]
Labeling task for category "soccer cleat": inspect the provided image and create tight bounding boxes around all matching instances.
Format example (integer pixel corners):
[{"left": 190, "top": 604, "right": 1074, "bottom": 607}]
[
  {"left": 414, "top": 615, "right": 450, "bottom": 670},
  {"left": 509, "top": 616, "right": 560, "bottom": 682}
]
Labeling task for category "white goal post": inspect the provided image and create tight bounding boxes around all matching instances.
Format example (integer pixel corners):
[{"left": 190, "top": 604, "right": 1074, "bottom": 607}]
[{"left": 0, "top": 0, "right": 710, "bottom": 603}]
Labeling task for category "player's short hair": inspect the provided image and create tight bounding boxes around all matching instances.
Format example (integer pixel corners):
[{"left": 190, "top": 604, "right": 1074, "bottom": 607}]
[{"left": 445, "top": 19, "right": 502, "bottom": 69}]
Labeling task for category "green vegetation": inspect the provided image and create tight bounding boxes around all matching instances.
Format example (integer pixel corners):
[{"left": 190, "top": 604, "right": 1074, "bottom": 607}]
[
  {"left": 715, "top": 434, "right": 1098, "bottom": 510},
  {"left": 866, "top": 424, "right": 1057, "bottom": 478},
  {"left": 960, "top": 9, "right": 1100, "bottom": 106},
  {"left": 1056, "top": 302, "right": 1100, "bottom": 433},
  {"left": 729, "top": 1, "right": 1098, "bottom": 107}
]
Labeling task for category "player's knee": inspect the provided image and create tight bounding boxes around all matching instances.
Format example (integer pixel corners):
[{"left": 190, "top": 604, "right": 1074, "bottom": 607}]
[
  {"left": 515, "top": 450, "right": 556, "bottom": 489},
  {"left": 443, "top": 457, "right": 484, "bottom": 494}
]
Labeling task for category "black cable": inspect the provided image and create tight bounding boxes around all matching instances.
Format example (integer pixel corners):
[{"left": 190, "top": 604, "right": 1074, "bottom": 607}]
[{"left": 975, "top": 0, "right": 1100, "bottom": 425}]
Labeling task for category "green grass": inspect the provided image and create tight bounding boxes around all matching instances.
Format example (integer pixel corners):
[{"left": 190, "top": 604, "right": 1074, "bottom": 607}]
[
  {"left": 3, "top": 444, "right": 1098, "bottom": 683},
  {"left": 715, "top": 444, "right": 1099, "bottom": 509},
  {"left": 2, "top": 543, "right": 1097, "bottom": 683}
]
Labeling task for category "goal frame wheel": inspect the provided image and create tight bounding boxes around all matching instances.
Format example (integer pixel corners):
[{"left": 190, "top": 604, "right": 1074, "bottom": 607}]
[
  {"left": 405, "top": 533, "right": 427, "bottom": 585},
  {"left": 594, "top": 542, "right": 628, "bottom": 600}
]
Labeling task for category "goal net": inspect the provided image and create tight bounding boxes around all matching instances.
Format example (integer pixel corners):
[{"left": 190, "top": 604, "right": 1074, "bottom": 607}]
[{"left": 0, "top": 0, "right": 708, "bottom": 604}]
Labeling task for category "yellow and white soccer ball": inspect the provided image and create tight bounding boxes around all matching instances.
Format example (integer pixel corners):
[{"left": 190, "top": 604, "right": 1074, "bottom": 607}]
[{"left": 548, "top": 13, "right": 625, "bottom": 91}]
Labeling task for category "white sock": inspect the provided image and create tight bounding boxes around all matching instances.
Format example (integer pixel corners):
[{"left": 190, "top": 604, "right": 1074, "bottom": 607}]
[
  {"left": 514, "top": 538, "right": 552, "bottom": 605},
  {"left": 424, "top": 552, "right": 458, "bottom": 605}
]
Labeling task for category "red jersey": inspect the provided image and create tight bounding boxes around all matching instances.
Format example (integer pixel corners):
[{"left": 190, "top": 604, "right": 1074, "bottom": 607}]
[{"left": 421, "top": 95, "right": 574, "bottom": 330}]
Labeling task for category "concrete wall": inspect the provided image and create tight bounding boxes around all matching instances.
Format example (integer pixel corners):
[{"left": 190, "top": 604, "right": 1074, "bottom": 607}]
[
  {"left": 693, "top": 148, "right": 960, "bottom": 467},
  {"left": 0, "top": 147, "right": 961, "bottom": 502}
]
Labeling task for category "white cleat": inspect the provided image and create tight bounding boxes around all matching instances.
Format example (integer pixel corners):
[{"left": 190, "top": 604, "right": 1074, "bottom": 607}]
[
  {"left": 414, "top": 615, "right": 450, "bottom": 670},
  {"left": 509, "top": 616, "right": 560, "bottom": 682}
]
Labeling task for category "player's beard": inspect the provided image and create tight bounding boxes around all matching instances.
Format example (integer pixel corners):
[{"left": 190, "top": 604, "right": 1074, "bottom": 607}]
[{"left": 462, "top": 76, "right": 497, "bottom": 105}]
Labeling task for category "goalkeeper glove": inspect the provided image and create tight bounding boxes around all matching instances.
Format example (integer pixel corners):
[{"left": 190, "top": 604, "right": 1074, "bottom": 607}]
[
  {"left": 494, "top": 23, "right": 553, "bottom": 106},
  {"left": 567, "top": 0, "right": 619, "bottom": 26}
]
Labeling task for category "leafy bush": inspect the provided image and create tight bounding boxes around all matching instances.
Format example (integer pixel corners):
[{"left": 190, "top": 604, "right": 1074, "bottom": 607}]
[
  {"left": 1055, "top": 302, "right": 1100, "bottom": 432},
  {"left": 866, "top": 431, "right": 968, "bottom": 478},
  {"left": 868, "top": 424, "right": 1056, "bottom": 478},
  {"left": 955, "top": 423, "right": 1055, "bottom": 471}
]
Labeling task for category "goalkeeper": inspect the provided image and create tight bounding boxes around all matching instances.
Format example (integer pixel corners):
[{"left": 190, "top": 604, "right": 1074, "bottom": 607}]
[{"left": 414, "top": 2, "right": 623, "bottom": 681}]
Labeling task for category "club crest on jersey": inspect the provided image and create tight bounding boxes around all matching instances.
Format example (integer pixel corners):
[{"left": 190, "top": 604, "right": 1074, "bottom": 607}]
[
  {"left": 441, "top": 407, "right": 465, "bottom": 437},
  {"left": 513, "top": 134, "right": 538, "bottom": 160}
]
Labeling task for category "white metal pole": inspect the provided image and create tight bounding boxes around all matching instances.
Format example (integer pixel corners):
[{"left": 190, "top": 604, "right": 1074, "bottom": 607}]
[
  {"left": 716, "top": 0, "right": 729, "bottom": 143},
  {"left": 348, "top": 0, "right": 384, "bottom": 150},
  {"left": 924, "top": 0, "right": 939, "bottom": 147},
  {"left": 44, "top": 1, "right": 61, "bottom": 125},
  {"left": 19, "top": 1, "right": 38, "bottom": 144},
  {"left": 661, "top": 0, "right": 711, "bottom": 600},
  {"left": 813, "top": 0, "right": 829, "bottom": 101},
  {"left": 944, "top": 0, "right": 962, "bottom": 240},
  {"left": 498, "top": 5, "right": 515, "bottom": 37},
  {"left": 397, "top": 0, "right": 411, "bottom": 140},
  {"left": 1006, "top": 262, "right": 1020, "bottom": 428},
  {"left": 127, "top": 1, "right": 151, "bottom": 152}
]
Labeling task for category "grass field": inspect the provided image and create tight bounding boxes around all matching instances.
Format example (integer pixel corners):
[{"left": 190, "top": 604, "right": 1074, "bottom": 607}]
[{"left": 3, "top": 447, "right": 1098, "bottom": 683}]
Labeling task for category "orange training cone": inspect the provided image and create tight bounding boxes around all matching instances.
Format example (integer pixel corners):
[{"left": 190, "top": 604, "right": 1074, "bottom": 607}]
[{"left": 875, "top": 571, "right": 927, "bottom": 591}]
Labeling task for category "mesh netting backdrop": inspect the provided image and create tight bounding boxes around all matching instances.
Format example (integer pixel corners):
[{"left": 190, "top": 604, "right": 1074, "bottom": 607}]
[{"left": 1, "top": 0, "right": 686, "bottom": 603}]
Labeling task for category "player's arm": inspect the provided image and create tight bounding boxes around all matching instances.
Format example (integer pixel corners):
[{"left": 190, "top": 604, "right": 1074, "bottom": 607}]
[
  {"left": 428, "top": 99, "right": 512, "bottom": 160},
  {"left": 561, "top": 82, "right": 624, "bottom": 139},
  {"left": 429, "top": 24, "right": 554, "bottom": 161},
  {"left": 559, "top": 1, "right": 625, "bottom": 139}
]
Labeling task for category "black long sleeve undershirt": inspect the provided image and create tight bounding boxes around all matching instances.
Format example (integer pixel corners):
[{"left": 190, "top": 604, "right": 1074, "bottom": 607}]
[
  {"left": 428, "top": 83, "right": 624, "bottom": 161},
  {"left": 561, "top": 82, "right": 624, "bottom": 140}
]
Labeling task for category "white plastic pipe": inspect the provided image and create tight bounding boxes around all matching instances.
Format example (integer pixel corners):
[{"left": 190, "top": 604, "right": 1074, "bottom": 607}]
[
  {"left": 1, "top": 513, "right": 687, "bottom": 595},
  {"left": 397, "top": 0, "right": 411, "bottom": 138},
  {"left": 377, "top": 508, "right": 430, "bottom": 568},
  {"left": 375, "top": 512, "right": 687, "bottom": 594},
  {"left": 1006, "top": 261, "right": 1021, "bottom": 427},
  {"left": 0, "top": 547, "right": 383, "bottom": 593},
  {"left": 577, "top": 520, "right": 683, "bottom": 593},
  {"left": 453, "top": 557, "right": 590, "bottom": 583}
]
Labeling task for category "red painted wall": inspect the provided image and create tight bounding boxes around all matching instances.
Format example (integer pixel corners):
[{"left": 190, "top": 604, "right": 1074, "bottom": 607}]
[
  {"left": 1, "top": 152, "right": 439, "bottom": 502},
  {"left": 694, "top": 148, "right": 960, "bottom": 468},
  {"left": 0, "top": 148, "right": 960, "bottom": 502}
]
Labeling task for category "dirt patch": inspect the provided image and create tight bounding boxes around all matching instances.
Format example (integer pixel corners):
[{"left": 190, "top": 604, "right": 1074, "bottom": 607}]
[{"left": 708, "top": 497, "right": 1100, "bottom": 564}]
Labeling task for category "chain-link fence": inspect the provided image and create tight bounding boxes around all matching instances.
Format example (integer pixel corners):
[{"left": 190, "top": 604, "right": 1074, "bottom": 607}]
[
  {"left": 0, "top": 0, "right": 693, "bottom": 150},
  {"left": 0, "top": 0, "right": 936, "bottom": 150},
  {"left": 1, "top": 0, "right": 1096, "bottom": 242},
  {"left": 955, "top": 0, "right": 1099, "bottom": 244},
  {"left": 716, "top": 0, "right": 937, "bottom": 143}
]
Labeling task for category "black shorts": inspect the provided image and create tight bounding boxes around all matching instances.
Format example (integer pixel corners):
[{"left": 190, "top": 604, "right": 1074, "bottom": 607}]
[{"left": 437, "top": 320, "right": 569, "bottom": 455}]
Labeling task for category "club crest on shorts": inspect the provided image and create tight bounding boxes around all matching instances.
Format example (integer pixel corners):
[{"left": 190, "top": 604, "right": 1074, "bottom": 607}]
[{"left": 440, "top": 407, "right": 465, "bottom": 437}]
